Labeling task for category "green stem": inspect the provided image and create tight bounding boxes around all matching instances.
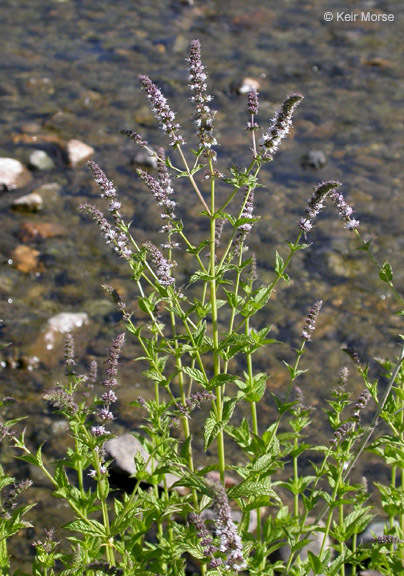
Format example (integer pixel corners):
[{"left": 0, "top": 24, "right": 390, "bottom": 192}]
[{"left": 208, "top": 157, "right": 225, "bottom": 482}]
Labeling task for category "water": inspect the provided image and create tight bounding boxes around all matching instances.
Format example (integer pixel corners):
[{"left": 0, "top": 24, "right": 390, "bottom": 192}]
[{"left": 0, "top": 0, "right": 403, "bottom": 567}]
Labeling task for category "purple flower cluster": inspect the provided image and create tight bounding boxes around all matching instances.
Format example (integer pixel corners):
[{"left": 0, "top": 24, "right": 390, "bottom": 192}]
[
  {"left": 330, "top": 189, "right": 360, "bottom": 230},
  {"left": 44, "top": 387, "right": 79, "bottom": 415},
  {"left": 139, "top": 75, "right": 184, "bottom": 147},
  {"left": 32, "top": 529, "right": 60, "bottom": 554},
  {"left": 209, "top": 480, "right": 246, "bottom": 571},
  {"left": 137, "top": 148, "right": 177, "bottom": 236},
  {"left": 299, "top": 180, "right": 359, "bottom": 234},
  {"left": 353, "top": 389, "right": 371, "bottom": 422},
  {"left": 144, "top": 241, "right": 175, "bottom": 287},
  {"left": 178, "top": 391, "right": 215, "bottom": 418},
  {"left": 247, "top": 87, "right": 259, "bottom": 131},
  {"left": 80, "top": 163, "right": 133, "bottom": 260},
  {"left": 301, "top": 300, "right": 323, "bottom": 341},
  {"left": 97, "top": 333, "right": 125, "bottom": 424},
  {"left": 189, "top": 512, "right": 219, "bottom": 564},
  {"left": 331, "top": 421, "right": 354, "bottom": 446},
  {"left": 239, "top": 189, "right": 255, "bottom": 233},
  {"left": 1, "top": 479, "right": 33, "bottom": 518},
  {"left": 262, "top": 93, "right": 303, "bottom": 159},
  {"left": 103, "top": 284, "right": 129, "bottom": 320},
  {"left": 187, "top": 39, "right": 217, "bottom": 153},
  {"left": 299, "top": 181, "right": 342, "bottom": 234},
  {"left": 64, "top": 332, "right": 75, "bottom": 373},
  {"left": 120, "top": 129, "right": 148, "bottom": 149}
]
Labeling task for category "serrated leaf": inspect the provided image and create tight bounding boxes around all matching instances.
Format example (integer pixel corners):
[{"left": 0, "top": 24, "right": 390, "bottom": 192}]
[
  {"left": 63, "top": 519, "right": 106, "bottom": 538},
  {"left": 228, "top": 479, "right": 281, "bottom": 503},
  {"left": 182, "top": 366, "right": 208, "bottom": 386}
]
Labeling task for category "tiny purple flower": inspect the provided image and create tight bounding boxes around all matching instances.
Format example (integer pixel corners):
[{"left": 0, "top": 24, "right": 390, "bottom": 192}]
[
  {"left": 302, "top": 300, "right": 323, "bottom": 341},
  {"left": 262, "top": 93, "right": 303, "bottom": 159},
  {"left": 139, "top": 75, "right": 185, "bottom": 147}
]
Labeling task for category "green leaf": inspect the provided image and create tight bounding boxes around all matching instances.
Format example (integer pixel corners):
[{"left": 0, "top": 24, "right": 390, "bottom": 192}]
[
  {"left": 182, "top": 366, "right": 208, "bottom": 386},
  {"left": 209, "top": 373, "right": 237, "bottom": 390},
  {"left": 228, "top": 479, "right": 282, "bottom": 503},
  {"left": 379, "top": 261, "right": 393, "bottom": 283},
  {"left": 63, "top": 519, "right": 106, "bottom": 538}
]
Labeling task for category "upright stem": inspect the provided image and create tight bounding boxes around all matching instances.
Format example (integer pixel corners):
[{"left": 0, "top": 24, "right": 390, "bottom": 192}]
[{"left": 208, "top": 157, "right": 225, "bottom": 482}]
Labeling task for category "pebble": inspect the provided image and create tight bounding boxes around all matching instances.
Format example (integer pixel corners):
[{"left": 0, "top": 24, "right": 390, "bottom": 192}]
[
  {"left": 132, "top": 148, "right": 158, "bottom": 169},
  {"left": 11, "top": 192, "right": 43, "bottom": 212},
  {"left": 29, "top": 149, "right": 55, "bottom": 171},
  {"left": 301, "top": 150, "right": 327, "bottom": 170},
  {"left": 10, "top": 245, "right": 41, "bottom": 273},
  {"left": 18, "top": 221, "right": 67, "bottom": 241},
  {"left": 0, "top": 157, "right": 32, "bottom": 190},
  {"left": 67, "top": 139, "right": 95, "bottom": 167},
  {"left": 44, "top": 312, "right": 89, "bottom": 350},
  {"left": 235, "top": 77, "right": 261, "bottom": 95}
]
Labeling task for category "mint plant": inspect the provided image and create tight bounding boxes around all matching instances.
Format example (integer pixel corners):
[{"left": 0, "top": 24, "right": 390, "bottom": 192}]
[{"left": 1, "top": 39, "right": 404, "bottom": 575}]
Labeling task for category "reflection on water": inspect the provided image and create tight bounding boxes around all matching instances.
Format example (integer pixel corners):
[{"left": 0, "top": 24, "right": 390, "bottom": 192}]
[{"left": 0, "top": 0, "right": 403, "bottom": 566}]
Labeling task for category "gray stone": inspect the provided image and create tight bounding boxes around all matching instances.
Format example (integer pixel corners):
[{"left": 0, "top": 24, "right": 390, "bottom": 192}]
[
  {"left": 104, "top": 433, "right": 183, "bottom": 492},
  {"left": 132, "top": 149, "right": 158, "bottom": 169},
  {"left": 301, "top": 150, "right": 327, "bottom": 170},
  {"left": 29, "top": 150, "right": 55, "bottom": 171},
  {"left": 11, "top": 192, "right": 43, "bottom": 212},
  {"left": 105, "top": 434, "right": 149, "bottom": 476},
  {"left": 67, "top": 139, "right": 95, "bottom": 167},
  {"left": 0, "top": 157, "right": 32, "bottom": 190}
]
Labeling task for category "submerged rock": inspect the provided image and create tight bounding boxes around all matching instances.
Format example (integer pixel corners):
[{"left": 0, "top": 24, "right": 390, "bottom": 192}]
[
  {"left": 44, "top": 312, "right": 89, "bottom": 350},
  {"left": 301, "top": 150, "right": 327, "bottom": 170},
  {"left": 29, "top": 149, "right": 55, "bottom": 171},
  {"left": 0, "top": 157, "right": 32, "bottom": 190},
  {"left": 234, "top": 77, "right": 261, "bottom": 95},
  {"left": 132, "top": 148, "right": 158, "bottom": 169},
  {"left": 67, "top": 139, "right": 95, "bottom": 167},
  {"left": 18, "top": 221, "right": 67, "bottom": 241},
  {"left": 104, "top": 433, "right": 183, "bottom": 493},
  {"left": 10, "top": 245, "right": 41, "bottom": 273},
  {"left": 11, "top": 192, "right": 43, "bottom": 212}
]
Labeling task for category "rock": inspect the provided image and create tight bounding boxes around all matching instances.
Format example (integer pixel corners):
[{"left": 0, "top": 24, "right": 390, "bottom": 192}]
[
  {"left": 67, "top": 139, "right": 95, "bottom": 167},
  {"left": 11, "top": 192, "right": 43, "bottom": 212},
  {"left": 44, "top": 312, "right": 89, "bottom": 351},
  {"left": 10, "top": 245, "right": 41, "bottom": 273},
  {"left": 359, "top": 571, "right": 383, "bottom": 576},
  {"left": 360, "top": 520, "right": 399, "bottom": 544},
  {"left": 235, "top": 77, "right": 260, "bottom": 95},
  {"left": 301, "top": 150, "right": 327, "bottom": 170},
  {"left": 28, "top": 149, "right": 55, "bottom": 171},
  {"left": 0, "top": 158, "right": 32, "bottom": 190},
  {"left": 104, "top": 434, "right": 184, "bottom": 493},
  {"left": 18, "top": 221, "right": 67, "bottom": 241},
  {"left": 105, "top": 434, "right": 149, "bottom": 476},
  {"left": 31, "top": 182, "right": 61, "bottom": 205},
  {"left": 132, "top": 148, "right": 158, "bottom": 169}
]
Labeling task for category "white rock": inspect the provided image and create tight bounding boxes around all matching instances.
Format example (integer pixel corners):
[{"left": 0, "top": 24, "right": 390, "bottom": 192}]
[
  {"left": 29, "top": 150, "right": 55, "bottom": 171},
  {"left": 67, "top": 139, "right": 95, "bottom": 167},
  {"left": 237, "top": 77, "right": 261, "bottom": 94},
  {"left": 11, "top": 192, "right": 43, "bottom": 212},
  {"left": 44, "top": 312, "right": 89, "bottom": 350},
  {"left": 0, "top": 157, "right": 32, "bottom": 189}
]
